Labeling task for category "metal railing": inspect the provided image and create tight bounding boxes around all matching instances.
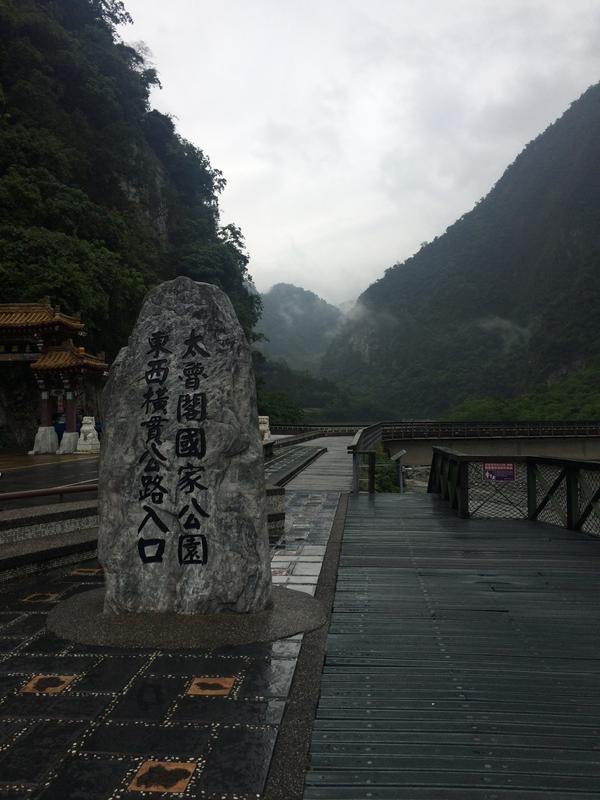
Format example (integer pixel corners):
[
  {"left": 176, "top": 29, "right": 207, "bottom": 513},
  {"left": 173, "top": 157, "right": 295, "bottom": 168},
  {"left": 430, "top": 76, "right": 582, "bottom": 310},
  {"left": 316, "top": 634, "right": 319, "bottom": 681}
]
[
  {"left": 273, "top": 420, "right": 600, "bottom": 440},
  {"left": 0, "top": 483, "right": 99, "bottom": 506},
  {"left": 383, "top": 420, "right": 600, "bottom": 439},
  {"left": 348, "top": 423, "right": 383, "bottom": 454},
  {"left": 271, "top": 424, "right": 361, "bottom": 436},
  {"left": 428, "top": 446, "right": 600, "bottom": 536},
  {"left": 262, "top": 431, "right": 326, "bottom": 459},
  {"left": 347, "top": 424, "right": 385, "bottom": 493}
]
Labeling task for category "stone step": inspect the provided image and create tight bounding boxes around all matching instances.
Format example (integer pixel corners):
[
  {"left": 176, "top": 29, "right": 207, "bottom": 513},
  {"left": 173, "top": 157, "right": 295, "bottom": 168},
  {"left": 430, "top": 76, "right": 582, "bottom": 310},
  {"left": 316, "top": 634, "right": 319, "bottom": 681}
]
[{"left": 0, "top": 526, "right": 97, "bottom": 583}]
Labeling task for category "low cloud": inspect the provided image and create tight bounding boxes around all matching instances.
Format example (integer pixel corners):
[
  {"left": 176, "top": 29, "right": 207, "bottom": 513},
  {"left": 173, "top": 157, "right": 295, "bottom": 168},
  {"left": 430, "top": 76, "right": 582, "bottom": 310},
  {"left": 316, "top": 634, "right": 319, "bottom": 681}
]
[
  {"left": 478, "top": 316, "right": 531, "bottom": 351},
  {"left": 122, "top": 0, "right": 600, "bottom": 304}
]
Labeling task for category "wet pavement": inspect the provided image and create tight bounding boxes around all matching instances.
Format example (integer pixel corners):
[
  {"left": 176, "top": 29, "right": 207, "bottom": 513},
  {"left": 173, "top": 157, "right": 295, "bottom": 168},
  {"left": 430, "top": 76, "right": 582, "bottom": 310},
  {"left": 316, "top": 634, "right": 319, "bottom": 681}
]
[
  {"left": 272, "top": 493, "right": 341, "bottom": 595},
  {"left": 0, "top": 455, "right": 99, "bottom": 487},
  {"left": 0, "top": 490, "right": 341, "bottom": 799},
  {"left": 284, "top": 437, "right": 353, "bottom": 492},
  {"left": 264, "top": 446, "right": 325, "bottom": 486},
  {"left": 0, "top": 436, "right": 352, "bottom": 501},
  {"left": 0, "top": 456, "right": 99, "bottom": 510}
]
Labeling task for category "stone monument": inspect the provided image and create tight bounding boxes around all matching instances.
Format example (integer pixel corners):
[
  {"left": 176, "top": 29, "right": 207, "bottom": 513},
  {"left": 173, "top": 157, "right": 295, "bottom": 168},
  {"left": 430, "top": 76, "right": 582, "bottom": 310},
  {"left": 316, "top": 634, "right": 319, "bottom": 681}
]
[
  {"left": 97, "top": 277, "right": 272, "bottom": 614},
  {"left": 76, "top": 416, "right": 100, "bottom": 453}
]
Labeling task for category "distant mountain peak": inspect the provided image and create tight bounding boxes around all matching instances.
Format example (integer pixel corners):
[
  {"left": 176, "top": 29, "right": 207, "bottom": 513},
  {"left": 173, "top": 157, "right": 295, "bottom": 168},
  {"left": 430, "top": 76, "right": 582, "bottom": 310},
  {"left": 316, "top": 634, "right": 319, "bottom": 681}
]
[{"left": 257, "top": 283, "right": 342, "bottom": 372}]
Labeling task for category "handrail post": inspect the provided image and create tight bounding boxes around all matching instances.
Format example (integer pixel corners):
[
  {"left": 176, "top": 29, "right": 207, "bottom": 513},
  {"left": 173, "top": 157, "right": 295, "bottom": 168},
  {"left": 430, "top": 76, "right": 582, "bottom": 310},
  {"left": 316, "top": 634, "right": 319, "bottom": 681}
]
[
  {"left": 566, "top": 464, "right": 579, "bottom": 530},
  {"left": 458, "top": 461, "right": 469, "bottom": 518},
  {"left": 441, "top": 456, "right": 449, "bottom": 500},
  {"left": 352, "top": 452, "right": 360, "bottom": 494},
  {"left": 427, "top": 450, "right": 439, "bottom": 493},
  {"left": 367, "top": 452, "right": 376, "bottom": 494},
  {"left": 527, "top": 460, "right": 537, "bottom": 520}
]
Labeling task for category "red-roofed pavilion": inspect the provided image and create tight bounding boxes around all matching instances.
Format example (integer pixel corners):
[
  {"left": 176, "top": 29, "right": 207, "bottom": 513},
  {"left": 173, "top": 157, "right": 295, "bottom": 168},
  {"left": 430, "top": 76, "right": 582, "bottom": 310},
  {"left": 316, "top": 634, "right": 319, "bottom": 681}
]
[{"left": 0, "top": 299, "right": 108, "bottom": 453}]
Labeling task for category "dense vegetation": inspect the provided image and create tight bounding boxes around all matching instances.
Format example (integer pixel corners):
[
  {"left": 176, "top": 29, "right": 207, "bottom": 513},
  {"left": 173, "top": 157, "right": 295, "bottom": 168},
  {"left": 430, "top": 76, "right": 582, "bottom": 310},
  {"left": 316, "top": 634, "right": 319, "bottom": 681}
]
[
  {"left": 254, "top": 283, "right": 376, "bottom": 423},
  {"left": 322, "top": 83, "right": 600, "bottom": 419},
  {"left": 0, "top": 0, "right": 337, "bottom": 435},
  {"left": 0, "top": 0, "right": 259, "bottom": 357},
  {"left": 445, "top": 361, "right": 600, "bottom": 421},
  {"left": 257, "top": 283, "right": 342, "bottom": 372},
  {"left": 253, "top": 352, "right": 349, "bottom": 423},
  {"left": 360, "top": 445, "right": 401, "bottom": 493}
]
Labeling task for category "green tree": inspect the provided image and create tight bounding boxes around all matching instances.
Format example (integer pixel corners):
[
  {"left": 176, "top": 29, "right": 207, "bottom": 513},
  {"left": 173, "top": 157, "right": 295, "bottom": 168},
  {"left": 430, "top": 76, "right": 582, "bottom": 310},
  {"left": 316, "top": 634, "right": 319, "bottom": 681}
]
[{"left": 0, "top": 0, "right": 259, "bottom": 356}]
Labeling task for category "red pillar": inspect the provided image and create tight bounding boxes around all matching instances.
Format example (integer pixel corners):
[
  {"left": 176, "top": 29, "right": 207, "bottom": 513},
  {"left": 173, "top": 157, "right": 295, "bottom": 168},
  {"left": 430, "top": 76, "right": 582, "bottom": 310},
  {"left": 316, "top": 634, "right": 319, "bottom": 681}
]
[
  {"left": 65, "top": 390, "right": 77, "bottom": 433},
  {"left": 40, "top": 390, "right": 52, "bottom": 427}
]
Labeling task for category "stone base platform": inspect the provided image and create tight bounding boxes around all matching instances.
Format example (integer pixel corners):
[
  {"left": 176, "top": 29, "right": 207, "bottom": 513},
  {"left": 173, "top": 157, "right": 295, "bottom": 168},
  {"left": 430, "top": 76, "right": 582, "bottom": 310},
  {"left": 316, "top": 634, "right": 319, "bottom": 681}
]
[{"left": 47, "top": 585, "right": 326, "bottom": 649}]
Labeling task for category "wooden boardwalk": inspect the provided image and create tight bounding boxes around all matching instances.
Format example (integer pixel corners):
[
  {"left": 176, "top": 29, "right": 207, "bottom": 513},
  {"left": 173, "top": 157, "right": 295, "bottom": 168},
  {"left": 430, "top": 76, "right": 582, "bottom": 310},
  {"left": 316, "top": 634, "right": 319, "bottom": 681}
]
[
  {"left": 285, "top": 436, "right": 354, "bottom": 492},
  {"left": 305, "top": 491, "right": 600, "bottom": 799}
]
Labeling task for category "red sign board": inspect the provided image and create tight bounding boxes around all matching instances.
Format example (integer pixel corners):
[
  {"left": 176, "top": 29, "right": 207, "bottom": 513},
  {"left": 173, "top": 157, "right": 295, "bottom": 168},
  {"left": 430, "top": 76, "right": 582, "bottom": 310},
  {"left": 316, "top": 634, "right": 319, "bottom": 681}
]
[{"left": 483, "top": 462, "right": 515, "bottom": 481}]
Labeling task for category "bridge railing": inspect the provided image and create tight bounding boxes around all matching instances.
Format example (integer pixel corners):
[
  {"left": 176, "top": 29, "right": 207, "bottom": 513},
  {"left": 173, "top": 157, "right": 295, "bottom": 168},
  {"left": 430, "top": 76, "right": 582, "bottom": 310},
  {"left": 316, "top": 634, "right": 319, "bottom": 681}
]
[
  {"left": 428, "top": 446, "right": 600, "bottom": 536},
  {"left": 347, "top": 424, "right": 384, "bottom": 493},
  {"left": 262, "top": 431, "right": 326, "bottom": 459},
  {"left": 271, "top": 424, "right": 361, "bottom": 436},
  {"left": 272, "top": 420, "right": 600, "bottom": 440},
  {"left": 384, "top": 420, "right": 600, "bottom": 439}
]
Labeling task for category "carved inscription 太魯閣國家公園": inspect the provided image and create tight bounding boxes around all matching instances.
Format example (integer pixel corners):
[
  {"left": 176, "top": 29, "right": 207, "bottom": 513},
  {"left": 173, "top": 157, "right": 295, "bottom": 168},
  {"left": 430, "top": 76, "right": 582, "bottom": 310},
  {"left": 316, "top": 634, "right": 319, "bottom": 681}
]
[{"left": 136, "top": 328, "right": 210, "bottom": 567}]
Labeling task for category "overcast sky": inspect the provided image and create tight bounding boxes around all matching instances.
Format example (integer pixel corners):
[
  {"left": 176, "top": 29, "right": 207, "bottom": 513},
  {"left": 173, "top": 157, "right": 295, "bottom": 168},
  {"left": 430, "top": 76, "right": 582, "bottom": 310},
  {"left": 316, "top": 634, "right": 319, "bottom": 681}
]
[{"left": 120, "top": 1, "right": 600, "bottom": 306}]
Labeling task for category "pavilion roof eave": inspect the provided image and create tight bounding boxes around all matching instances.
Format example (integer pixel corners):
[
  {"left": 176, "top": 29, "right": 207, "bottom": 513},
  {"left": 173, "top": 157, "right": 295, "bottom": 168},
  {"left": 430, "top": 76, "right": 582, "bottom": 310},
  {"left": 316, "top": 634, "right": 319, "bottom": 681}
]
[
  {"left": 31, "top": 345, "right": 109, "bottom": 373},
  {"left": 0, "top": 301, "right": 85, "bottom": 333}
]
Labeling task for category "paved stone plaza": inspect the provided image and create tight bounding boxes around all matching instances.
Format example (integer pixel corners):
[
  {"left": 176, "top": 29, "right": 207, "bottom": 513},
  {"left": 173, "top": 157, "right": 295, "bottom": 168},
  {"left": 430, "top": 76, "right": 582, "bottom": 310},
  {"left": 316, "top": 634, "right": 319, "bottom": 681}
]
[
  {"left": 4, "top": 436, "right": 600, "bottom": 798},
  {"left": 0, "top": 485, "right": 341, "bottom": 799}
]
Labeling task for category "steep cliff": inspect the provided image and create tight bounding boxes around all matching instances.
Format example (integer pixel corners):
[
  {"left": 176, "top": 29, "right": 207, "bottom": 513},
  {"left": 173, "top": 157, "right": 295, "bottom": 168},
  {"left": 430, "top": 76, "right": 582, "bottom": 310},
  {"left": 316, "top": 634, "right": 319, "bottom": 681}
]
[
  {"left": 0, "top": 0, "right": 259, "bottom": 357},
  {"left": 322, "top": 82, "right": 600, "bottom": 417}
]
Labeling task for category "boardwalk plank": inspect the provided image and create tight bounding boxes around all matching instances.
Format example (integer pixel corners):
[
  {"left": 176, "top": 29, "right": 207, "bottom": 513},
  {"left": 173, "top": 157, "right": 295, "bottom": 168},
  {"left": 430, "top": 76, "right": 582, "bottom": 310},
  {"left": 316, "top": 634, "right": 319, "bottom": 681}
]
[{"left": 304, "top": 492, "right": 600, "bottom": 799}]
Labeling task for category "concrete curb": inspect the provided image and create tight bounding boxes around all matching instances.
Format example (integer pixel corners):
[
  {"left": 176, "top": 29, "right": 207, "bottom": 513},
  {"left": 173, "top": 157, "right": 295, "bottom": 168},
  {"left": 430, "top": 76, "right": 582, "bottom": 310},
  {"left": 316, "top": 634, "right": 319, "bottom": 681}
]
[
  {"left": 47, "top": 585, "right": 327, "bottom": 649},
  {"left": 263, "top": 492, "right": 349, "bottom": 800}
]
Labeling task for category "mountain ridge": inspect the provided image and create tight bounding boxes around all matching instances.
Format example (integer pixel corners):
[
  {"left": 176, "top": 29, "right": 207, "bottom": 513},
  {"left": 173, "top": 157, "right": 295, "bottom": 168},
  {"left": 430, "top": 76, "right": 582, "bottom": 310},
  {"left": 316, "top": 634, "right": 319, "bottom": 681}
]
[
  {"left": 320, "top": 81, "right": 600, "bottom": 418},
  {"left": 257, "top": 282, "right": 343, "bottom": 372}
]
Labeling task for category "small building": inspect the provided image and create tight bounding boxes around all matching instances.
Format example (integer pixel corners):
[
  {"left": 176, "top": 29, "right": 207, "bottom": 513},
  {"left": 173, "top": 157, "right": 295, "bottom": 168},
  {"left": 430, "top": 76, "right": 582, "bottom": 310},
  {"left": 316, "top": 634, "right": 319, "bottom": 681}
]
[{"left": 0, "top": 299, "right": 108, "bottom": 454}]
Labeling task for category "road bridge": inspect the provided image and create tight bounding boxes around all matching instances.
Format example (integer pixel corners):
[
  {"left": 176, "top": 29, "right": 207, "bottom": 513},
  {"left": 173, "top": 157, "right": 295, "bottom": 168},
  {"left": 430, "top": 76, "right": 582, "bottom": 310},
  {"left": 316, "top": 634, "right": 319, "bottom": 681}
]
[{"left": 334, "top": 420, "right": 600, "bottom": 466}]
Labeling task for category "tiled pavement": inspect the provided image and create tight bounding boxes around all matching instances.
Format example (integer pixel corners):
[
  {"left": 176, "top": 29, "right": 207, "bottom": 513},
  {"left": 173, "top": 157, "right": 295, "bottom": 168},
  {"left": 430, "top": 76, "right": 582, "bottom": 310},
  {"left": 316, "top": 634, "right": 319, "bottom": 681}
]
[
  {"left": 272, "top": 493, "right": 340, "bottom": 596},
  {"left": 0, "top": 489, "right": 342, "bottom": 799}
]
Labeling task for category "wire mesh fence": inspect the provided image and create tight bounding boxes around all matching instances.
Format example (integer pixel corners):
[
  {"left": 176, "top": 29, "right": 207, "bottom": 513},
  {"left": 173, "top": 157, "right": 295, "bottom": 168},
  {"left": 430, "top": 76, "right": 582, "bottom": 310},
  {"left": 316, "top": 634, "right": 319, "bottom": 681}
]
[
  {"left": 430, "top": 448, "right": 600, "bottom": 537},
  {"left": 535, "top": 463, "right": 567, "bottom": 528},
  {"left": 578, "top": 468, "right": 600, "bottom": 536},
  {"left": 467, "top": 462, "right": 527, "bottom": 519}
]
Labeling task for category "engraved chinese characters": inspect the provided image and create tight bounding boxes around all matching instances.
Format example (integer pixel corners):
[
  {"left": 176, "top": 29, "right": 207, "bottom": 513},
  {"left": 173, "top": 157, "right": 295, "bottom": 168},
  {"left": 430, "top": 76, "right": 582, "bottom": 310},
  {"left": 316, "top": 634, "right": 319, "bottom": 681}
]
[
  {"left": 98, "top": 278, "right": 272, "bottom": 614},
  {"left": 137, "top": 328, "right": 208, "bottom": 566}
]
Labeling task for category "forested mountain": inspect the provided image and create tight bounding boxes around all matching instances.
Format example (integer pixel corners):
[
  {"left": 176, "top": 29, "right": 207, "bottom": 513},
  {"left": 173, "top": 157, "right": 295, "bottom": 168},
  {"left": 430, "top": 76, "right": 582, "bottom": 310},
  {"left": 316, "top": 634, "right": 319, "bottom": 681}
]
[
  {"left": 253, "top": 351, "right": 346, "bottom": 425},
  {"left": 322, "top": 82, "right": 600, "bottom": 419},
  {"left": 444, "top": 361, "right": 600, "bottom": 421},
  {"left": 0, "top": 0, "right": 259, "bottom": 357},
  {"left": 257, "top": 283, "right": 342, "bottom": 372}
]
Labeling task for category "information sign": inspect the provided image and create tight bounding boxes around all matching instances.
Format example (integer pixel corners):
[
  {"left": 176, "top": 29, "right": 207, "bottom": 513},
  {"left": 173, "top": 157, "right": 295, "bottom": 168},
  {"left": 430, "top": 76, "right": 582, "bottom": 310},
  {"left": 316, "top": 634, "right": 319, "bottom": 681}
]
[{"left": 483, "top": 462, "right": 515, "bottom": 481}]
